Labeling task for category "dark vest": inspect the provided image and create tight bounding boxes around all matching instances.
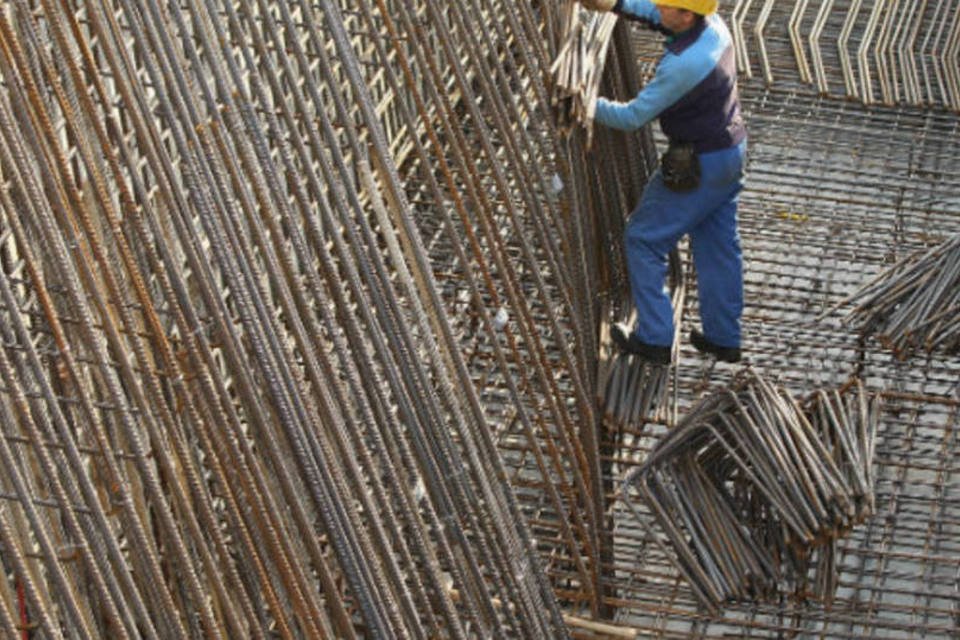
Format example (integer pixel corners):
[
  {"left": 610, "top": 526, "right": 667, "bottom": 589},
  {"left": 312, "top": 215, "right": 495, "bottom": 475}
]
[{"left": 659, "top": 19, "right": 746, "bottom": 153}]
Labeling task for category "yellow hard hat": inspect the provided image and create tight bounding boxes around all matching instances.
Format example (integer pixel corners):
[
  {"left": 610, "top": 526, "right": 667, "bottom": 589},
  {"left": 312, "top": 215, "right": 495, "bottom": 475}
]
[{"left": 656, "top": 0, "right": 718, "bottom": 15}]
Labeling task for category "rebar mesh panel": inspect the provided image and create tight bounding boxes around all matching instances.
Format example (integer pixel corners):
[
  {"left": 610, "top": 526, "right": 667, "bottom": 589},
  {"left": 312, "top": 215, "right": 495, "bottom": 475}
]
[{"left": 603, "top": 76, "right": 960, "bottom": 637}]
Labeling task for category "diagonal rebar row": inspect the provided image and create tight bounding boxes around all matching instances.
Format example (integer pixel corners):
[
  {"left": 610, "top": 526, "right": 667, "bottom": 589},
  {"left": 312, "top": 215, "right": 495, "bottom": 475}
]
[
  {"left": 0, "top": 0, "right": 654, "bottom": 635},
  {"left": 732, "top": 0, "right": 960, "bottom": 111}
]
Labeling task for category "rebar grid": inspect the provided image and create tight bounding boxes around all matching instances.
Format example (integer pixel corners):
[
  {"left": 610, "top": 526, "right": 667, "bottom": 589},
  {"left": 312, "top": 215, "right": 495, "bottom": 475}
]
[{"left": 598, "top": 67, "right": 959, "bottom": 634}]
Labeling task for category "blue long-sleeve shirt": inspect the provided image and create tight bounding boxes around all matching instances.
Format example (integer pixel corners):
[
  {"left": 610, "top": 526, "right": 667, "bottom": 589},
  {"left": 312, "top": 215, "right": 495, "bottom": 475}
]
[{"left": 595, "top": 0, "right": 746, "bottom": 153}]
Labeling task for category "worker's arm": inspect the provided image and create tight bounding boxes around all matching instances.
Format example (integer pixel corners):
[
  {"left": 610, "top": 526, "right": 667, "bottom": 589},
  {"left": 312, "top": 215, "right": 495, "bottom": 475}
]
[
  {"left": 579, "top": 0, "right": 660, "bottom": 20},
  {"left": 580, "top": 1, "right": 668, "bottom": 33},
  {"left": 611, "top": 0, "right": 661, "bottom": 23},
  {"left": 594, "top": 24, "right": 723, "bottom": 131}
]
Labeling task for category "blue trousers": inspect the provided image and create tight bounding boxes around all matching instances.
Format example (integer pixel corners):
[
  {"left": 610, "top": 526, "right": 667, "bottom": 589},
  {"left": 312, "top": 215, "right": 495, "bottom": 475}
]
[{"left": 624, "top": 140, "right": 746, "bottom": 348}]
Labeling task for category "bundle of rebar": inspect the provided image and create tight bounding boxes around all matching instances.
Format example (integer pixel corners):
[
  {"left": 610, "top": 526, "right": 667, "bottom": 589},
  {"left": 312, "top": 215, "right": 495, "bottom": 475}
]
[
  {"left": 834, "top": 234, "right": 960, "bottom": 359},
  {"left": 550, "top": 2, "right": 619, "bottom": 145},
  {"left": 598, "top": 346, "right": 672, "bottom": 426},
  {"left": 623, "top": 371, "right": 879, "bottom": 609},
  {"left": 597, "top": 250, "right": 685, "bottom": 429}
]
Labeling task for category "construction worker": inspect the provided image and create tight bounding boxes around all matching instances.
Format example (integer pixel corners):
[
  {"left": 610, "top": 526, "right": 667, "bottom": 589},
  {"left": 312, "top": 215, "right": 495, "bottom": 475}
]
[{"left": 579, "top": 0, "right": 746, "bottom": 365}]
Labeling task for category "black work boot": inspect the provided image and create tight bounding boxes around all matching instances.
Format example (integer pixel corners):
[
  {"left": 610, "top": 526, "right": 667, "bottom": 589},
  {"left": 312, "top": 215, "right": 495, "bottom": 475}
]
[
  {"left": 690, "top": 330, "right": 741, "bottom": 363},
  {"left": 610, "top": 323, "right": 672, "bottom": 365}
]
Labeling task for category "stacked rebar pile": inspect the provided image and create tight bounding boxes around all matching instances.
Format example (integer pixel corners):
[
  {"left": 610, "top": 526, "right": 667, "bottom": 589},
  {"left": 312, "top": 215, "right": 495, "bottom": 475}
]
[
  {"left": 550, "top": 2, "right": 619, "bottom": 145},
  {"left": 624, "top": 371, "right": 879, "bottom": 609},
  {"left": 833, "top": 234, "right": 960, "bottom": 359}
]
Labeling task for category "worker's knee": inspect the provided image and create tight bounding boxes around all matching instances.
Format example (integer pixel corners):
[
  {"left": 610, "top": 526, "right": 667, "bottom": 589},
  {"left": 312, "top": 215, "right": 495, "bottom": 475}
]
[{"left": 624, "top": 222, "right": 675, "bottom": 265}]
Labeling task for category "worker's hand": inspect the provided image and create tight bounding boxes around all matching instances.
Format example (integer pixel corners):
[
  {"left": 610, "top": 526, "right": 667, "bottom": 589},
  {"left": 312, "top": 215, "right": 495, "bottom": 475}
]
[
  {"left": 552, "top": 95, "right": 577, "bottom": 130},
  {"left": 579, "top": 0, "right": 617, "bottom": 11}
]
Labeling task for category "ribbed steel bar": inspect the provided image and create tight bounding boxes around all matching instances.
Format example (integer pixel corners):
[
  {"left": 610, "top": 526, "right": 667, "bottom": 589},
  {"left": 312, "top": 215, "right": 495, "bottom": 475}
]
[
  {"left": 946, "top": 3, "right": 960, "bottom": 110},
  {"left": 214, "top": 0, "right": 442, "bottom": 627},
  {"left": 226, "top": 0, "right": 524, "bottom": 632},
  {"left": 832, "top": 234, "right": 960, "bottom": 358},
  {"left": 753, "top": 0, "right": 776, "bottom": 85},
  {"left": 82, "top": 3, "right": 358, "bottom": 635},
  {"left": 733, "top": 0, "right": 757, "bottom": 78},
  {"left": 382, "top": 2, "right": 595, "bottom": 624},
  {"left": 21, "top": 3, "right": 275, "bottom": 635},
  {"left": 55, "top": 4, "right": 275, "bottom": 631},
  {"left": 808, "top": 0, "right": 834, "bottom": 94},
  {"left": 346, "top": 0, "right": 585, "bottom": 628},
  {"left": 174, "top": 1, "right": 447, "bottom": 633},
  {"left": 785, "top": 0, "right": 810, "bottom": 83},
  {"left": 0, "top": 14, "right": 197, "bottom": 637},
  {"left": 171, "top": 3, "right": 374, "bottom": 633},
  {"left": 304, "top": 0, "right": 568, "bottom": 633},
  {"left": 0, "top": 0, "right": 608, "bottom": 635},
  {"left": 838, "top": 0, "right": 865, "bottom": 98},
  {"left": 417, "top": 0, "right": 601, "bottom": 513},
  {"left": 0, "top": 220, "right": 137, "bottom": 640},
  {"left": 366, "top": 0, "right": 596, "bottom": 616},
  {"left": 108, "top": 0, "right": 386, "bottom": 636}
]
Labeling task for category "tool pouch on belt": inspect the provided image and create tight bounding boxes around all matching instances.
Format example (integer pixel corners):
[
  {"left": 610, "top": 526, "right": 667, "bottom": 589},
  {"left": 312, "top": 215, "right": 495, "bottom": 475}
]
[{"left": 661, "top": 141, "right": 700, "bottom": 192}]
